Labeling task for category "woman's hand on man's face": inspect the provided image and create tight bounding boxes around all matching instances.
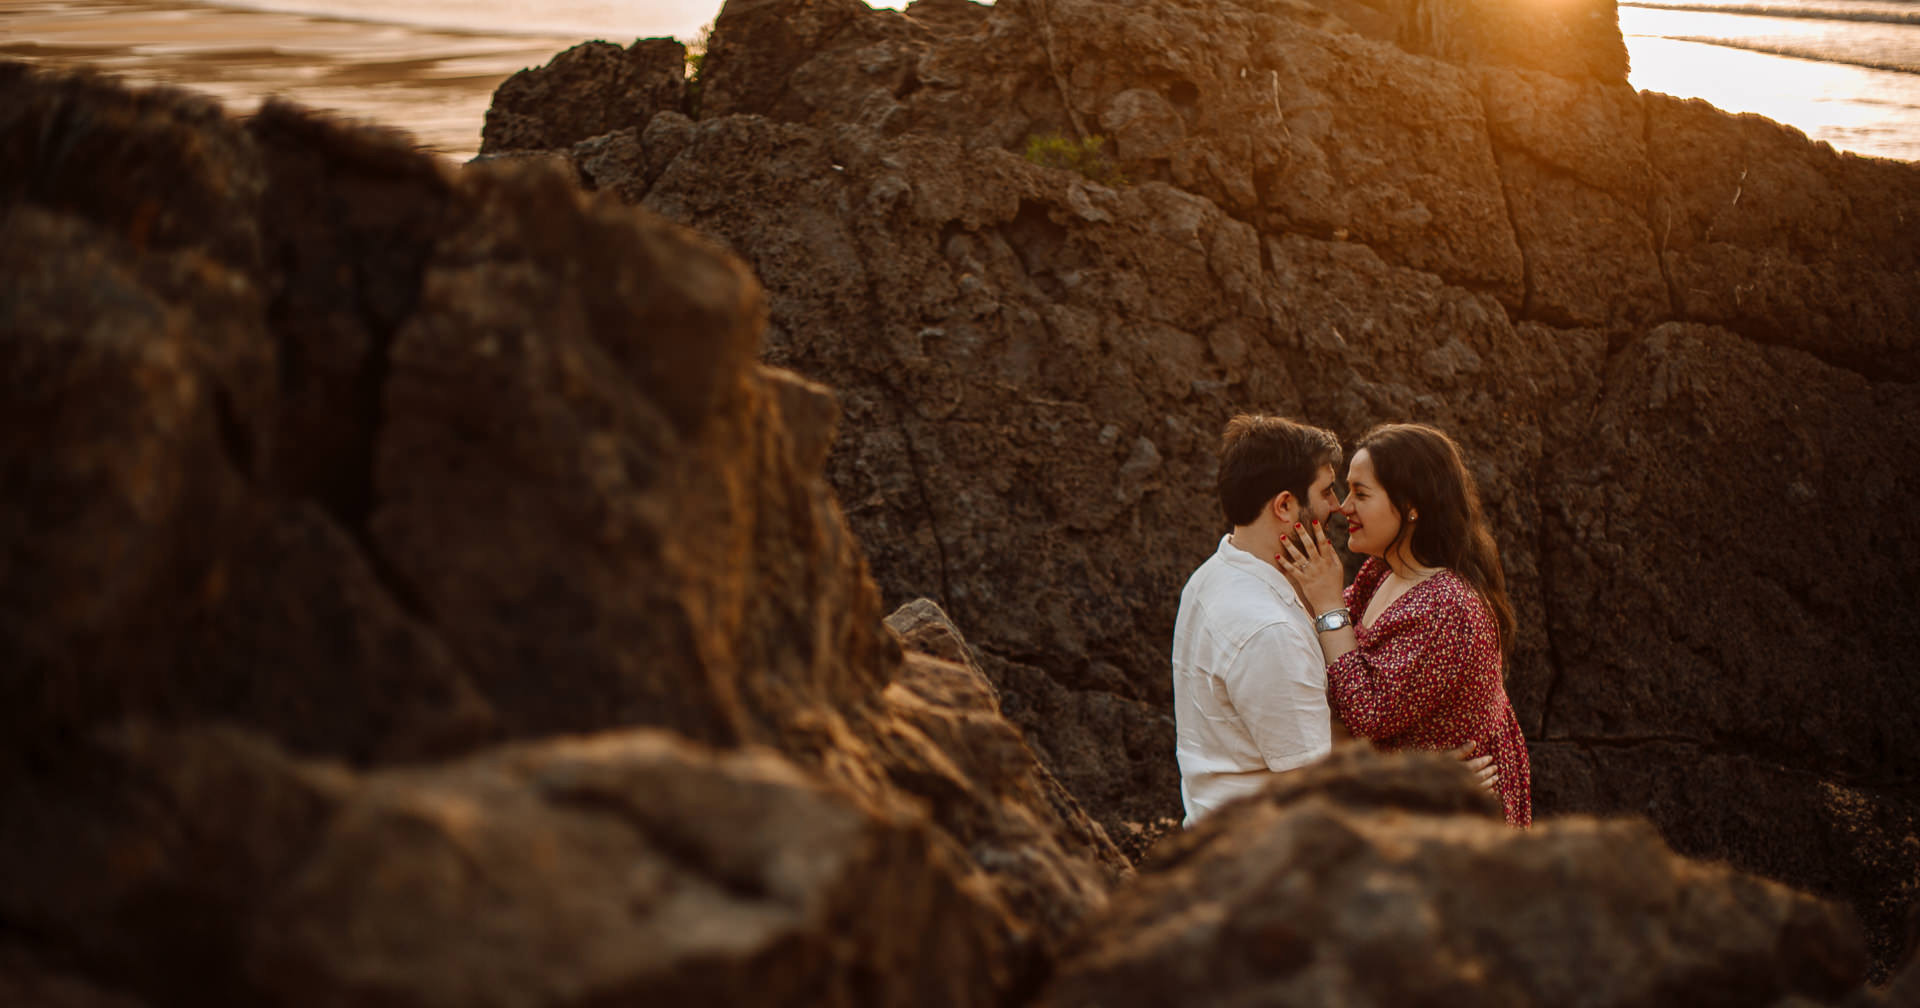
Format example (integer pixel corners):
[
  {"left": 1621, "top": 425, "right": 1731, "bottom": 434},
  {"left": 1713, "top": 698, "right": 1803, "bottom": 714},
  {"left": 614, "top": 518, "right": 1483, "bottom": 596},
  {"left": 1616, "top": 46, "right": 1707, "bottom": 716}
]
[{"left": 1276, "top": 520, "right": 1345, "bottom": 615}]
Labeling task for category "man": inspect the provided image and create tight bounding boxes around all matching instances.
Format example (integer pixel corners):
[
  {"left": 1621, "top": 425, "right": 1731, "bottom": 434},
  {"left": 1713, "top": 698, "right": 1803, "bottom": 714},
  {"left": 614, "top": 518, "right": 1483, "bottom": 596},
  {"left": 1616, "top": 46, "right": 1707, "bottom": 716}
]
[{"left": 1172, "top": 414, "right": 1345, "bottom": 826}]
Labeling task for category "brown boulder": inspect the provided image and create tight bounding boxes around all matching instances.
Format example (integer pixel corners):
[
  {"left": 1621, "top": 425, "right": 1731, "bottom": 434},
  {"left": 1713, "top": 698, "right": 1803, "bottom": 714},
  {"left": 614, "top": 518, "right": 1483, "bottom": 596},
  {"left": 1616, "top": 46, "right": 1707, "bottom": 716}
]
[
  {"left": 0, "top": 78, "right": 493, "bottom": 766},
  {"left": 0, "top": 724, "right": 1025, "bottom": 1008},
  {"left": 480, "top": 38, "right": 687, "bottom": 155},
  {"left": 1041, "top": 749, "right": 1868, "bottom": 1007},
  {"left": 1534, "top": 740, "right": 1920, "bottom": 985},
  {"left": 0, "top": 61, "right": 897, "bottom": 770},
  {"left": 3, "top": 61, "right": 1125, "bottom": 1003},
  {"left": 880, "top": 599, "right": 1132, "bottom": 945}
]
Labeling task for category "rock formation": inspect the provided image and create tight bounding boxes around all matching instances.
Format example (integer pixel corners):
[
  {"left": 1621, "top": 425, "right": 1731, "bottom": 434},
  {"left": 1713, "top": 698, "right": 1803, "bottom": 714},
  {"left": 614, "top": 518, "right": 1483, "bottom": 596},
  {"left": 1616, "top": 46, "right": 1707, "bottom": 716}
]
[
  {"left": 5, "top": 0, "right": 1920, "bottom": 994},
  {"left": 481, "top": 0, "right": 1920, "bottom": 975},
  {"left": 1041, "top": 748, "right": 1871, "bottom": 1008},
  {"left": 1, "top": 60, "right": 1122, "bottom": 1006},
  {"left": 483, "top": 38, "right": 689, "bottom": 154}
]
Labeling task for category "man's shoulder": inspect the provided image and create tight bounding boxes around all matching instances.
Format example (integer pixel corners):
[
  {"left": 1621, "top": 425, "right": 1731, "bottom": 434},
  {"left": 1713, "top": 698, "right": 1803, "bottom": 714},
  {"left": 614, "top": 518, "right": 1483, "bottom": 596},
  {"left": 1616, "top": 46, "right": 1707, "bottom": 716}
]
[
  {"left": 1182, "top": 552, "right": 1266, "bottom": 604},
  {"left": 1182, "top": 556, "right": 1303, "bottom": 639}
]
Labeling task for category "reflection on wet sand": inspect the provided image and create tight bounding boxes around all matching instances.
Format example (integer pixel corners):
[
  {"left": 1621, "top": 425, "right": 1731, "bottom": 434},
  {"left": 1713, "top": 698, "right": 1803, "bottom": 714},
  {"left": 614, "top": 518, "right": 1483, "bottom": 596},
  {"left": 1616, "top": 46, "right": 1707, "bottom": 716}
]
[
  {"left": 0, "top": 0, "right": 594, "bottom": 160},
  {"left": 7, "top": 1, "right": 1914, "bottom": 164}
]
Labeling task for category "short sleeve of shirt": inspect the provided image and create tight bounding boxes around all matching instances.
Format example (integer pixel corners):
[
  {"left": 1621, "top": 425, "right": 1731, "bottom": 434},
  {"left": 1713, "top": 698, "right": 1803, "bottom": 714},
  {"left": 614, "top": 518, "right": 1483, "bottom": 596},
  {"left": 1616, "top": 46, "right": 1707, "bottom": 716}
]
[{"left": 1218, "top": 620, "right": 1333, "bottom": 773}]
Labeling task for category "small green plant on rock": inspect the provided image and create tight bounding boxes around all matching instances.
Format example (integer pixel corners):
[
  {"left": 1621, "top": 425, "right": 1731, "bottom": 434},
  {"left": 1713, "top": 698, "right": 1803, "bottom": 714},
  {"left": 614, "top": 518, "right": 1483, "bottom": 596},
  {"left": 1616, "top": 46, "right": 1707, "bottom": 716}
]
[
  {"left": 683, "top": 21, "right": 711, "bottom": 80},
  {"left": 682, "top": 21, "right": 711, "bottom": 115},
  {"left": 1023, "top": 131, "right": 1127, "bottom": 186}
]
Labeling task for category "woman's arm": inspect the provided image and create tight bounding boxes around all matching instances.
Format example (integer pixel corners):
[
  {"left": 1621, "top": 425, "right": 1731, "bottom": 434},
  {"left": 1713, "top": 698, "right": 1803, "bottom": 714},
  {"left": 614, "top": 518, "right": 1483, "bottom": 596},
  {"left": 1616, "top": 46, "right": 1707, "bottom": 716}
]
[
  {"left": 1320, "top": 608, "right": 1469, "bottom": 739},
  {"left": 1278, "top": 521, "right": 1481, "bottom": 741}
]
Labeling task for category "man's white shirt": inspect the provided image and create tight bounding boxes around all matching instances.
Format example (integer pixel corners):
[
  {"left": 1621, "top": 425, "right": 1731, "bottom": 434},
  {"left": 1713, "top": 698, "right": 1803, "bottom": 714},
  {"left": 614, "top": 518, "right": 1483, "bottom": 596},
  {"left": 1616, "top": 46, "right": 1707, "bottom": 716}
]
[{"left": 1172, "top": 534, "right": 1332, "bottom": 826}]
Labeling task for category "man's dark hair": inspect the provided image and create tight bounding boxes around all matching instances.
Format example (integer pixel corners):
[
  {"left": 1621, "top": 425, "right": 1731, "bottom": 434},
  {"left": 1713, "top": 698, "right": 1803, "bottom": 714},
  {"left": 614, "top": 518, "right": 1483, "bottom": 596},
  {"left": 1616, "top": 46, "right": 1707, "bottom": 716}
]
[{"left": 1216, "top": 414, "right": 1342, "bottom": 527}]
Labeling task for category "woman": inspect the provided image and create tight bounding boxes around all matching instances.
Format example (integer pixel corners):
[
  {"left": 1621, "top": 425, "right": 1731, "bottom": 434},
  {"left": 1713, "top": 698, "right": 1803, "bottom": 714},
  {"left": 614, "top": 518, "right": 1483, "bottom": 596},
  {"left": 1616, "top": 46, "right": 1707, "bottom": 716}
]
[{"left": 1278, "top": 423, "right": 1532, "bottom": 826}]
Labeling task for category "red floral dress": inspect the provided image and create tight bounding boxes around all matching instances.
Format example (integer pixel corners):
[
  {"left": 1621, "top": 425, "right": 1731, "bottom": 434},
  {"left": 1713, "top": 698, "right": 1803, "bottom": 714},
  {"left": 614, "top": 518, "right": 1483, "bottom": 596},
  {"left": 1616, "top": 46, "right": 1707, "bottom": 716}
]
[{"left": 1330, "top": 558, "right": 1532, "bottom": 826}]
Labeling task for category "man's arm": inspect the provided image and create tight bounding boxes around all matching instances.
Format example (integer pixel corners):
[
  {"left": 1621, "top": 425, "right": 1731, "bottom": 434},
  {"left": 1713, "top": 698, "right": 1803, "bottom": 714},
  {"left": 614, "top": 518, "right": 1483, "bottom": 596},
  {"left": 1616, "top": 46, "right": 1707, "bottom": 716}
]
[{"left": 1220, "top": 621, "right": 1335, "bottom": 774}]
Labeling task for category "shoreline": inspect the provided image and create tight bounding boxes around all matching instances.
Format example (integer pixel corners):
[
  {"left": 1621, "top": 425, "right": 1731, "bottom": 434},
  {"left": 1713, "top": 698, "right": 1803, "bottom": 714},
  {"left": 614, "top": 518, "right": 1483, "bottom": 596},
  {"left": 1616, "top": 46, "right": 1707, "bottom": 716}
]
[
  {"left": 4, "top": 0, "right": 1916, "bottom": 163},
  {"left": 1624, "top": 29, "right": 1920, "bottom": 160},
  {"left": 0, "top": 0, "right": 598, "bottom": 160}
]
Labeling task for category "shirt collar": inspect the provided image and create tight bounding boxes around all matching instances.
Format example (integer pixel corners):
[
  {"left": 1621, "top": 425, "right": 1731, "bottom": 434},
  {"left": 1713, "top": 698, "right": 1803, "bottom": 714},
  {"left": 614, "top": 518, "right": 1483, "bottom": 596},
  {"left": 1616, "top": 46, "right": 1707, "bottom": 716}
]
[{"left": 1216, "top": 534, "right": 1309, "bottom": 613}]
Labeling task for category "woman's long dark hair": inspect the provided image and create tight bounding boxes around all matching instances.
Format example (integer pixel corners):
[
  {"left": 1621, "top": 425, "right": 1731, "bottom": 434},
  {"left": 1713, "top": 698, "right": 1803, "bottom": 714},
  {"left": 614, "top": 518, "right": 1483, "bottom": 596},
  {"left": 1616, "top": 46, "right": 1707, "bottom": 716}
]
[{"left": 1355, "top": 423, "right": 1515, "bottom": 652}]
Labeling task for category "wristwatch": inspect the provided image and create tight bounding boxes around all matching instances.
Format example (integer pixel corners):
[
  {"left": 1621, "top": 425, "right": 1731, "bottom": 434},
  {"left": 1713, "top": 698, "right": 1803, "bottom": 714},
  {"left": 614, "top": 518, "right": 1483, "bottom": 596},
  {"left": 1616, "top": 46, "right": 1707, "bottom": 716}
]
[{"left": 1314, "top": 608, "right": 1354, "bottom": 633}]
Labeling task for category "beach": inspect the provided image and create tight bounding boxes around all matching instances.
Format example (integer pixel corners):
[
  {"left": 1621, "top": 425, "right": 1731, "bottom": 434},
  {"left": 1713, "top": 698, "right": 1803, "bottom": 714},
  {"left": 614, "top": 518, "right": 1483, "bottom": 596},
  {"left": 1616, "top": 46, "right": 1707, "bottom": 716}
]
[
  {"left": 1621, "top": 1, "right": 1920, "bottom": 160},
  {"left": 2, "top": 0, "right": 1917, "bottom": 162},
  {"left": 0, "top": 0, "right": 594, "bottom": 159}
]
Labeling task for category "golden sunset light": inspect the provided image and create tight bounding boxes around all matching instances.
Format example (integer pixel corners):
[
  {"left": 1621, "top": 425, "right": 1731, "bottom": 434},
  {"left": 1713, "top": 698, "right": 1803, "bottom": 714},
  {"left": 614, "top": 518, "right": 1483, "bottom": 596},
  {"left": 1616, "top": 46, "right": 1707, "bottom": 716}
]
[{"left": 4, "top": 0, "right": 1917, "bottom": 1003}]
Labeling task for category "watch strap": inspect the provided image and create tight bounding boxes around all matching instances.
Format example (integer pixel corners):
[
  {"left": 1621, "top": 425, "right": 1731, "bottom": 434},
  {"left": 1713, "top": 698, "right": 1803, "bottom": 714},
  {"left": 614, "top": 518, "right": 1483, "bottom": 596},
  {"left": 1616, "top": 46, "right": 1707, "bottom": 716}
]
[{"left": 1313, "top": 608, "right": 1354, "bottom": 633}]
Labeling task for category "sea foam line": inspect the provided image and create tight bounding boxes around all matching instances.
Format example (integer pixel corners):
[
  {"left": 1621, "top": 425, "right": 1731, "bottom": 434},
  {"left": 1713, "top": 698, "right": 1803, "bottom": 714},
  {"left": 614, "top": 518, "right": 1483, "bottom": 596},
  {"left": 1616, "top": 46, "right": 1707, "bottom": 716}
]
[
  {"left": 187, "top": 0, "right": 686, "bottom": 42},
  {"left": 1622, "top": 2, "right": 1920, "bottom": 27},
  {"left": 1658, "top": 33, "right": 1920, "bottom": 74}
]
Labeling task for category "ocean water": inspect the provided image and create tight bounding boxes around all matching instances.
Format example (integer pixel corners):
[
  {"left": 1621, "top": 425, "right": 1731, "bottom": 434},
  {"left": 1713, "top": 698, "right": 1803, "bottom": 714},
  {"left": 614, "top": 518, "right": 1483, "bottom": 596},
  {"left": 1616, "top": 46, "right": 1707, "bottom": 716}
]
[
  {"left": 167, "top": 0, "right": 717, "bottom": 40},
  {"left": 2, "top": 0, "right": 1916, "bottom": 162},
  {"left": 0, "top": 0, "right": 601, "bottom": 156},
  {"left": 1620, "top": 0, "right": 1920, "bottom": 159}
]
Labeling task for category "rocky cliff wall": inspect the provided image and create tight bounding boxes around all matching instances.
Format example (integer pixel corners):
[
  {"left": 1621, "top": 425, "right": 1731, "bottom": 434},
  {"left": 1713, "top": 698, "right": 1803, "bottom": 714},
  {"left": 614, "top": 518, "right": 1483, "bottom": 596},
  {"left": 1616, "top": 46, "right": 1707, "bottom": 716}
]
[{"left": 481, "top": 0, "right": 1920, "bottom": 972}]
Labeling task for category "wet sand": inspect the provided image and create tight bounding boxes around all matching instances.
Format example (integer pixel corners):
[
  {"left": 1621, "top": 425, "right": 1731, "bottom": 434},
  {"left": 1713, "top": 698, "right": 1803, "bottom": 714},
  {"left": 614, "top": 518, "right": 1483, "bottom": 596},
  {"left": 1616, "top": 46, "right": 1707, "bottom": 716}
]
[{"left": 0, "top": 0, "right": 600, "bottom": 160}]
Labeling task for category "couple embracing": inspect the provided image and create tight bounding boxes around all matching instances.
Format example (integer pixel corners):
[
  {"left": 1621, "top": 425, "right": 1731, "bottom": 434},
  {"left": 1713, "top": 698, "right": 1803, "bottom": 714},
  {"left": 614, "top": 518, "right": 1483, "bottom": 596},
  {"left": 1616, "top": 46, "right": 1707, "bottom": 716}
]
[{"left": 1172, "top": 415, "right": 1532, "bottom": 827}]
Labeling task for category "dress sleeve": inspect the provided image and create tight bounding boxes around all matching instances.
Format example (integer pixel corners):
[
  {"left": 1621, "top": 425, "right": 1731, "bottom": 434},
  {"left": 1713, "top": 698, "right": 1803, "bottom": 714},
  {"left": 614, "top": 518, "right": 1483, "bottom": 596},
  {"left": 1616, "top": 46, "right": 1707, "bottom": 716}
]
[{"left": 1325, "top": 588, "right": 1481, "bottom": 740}]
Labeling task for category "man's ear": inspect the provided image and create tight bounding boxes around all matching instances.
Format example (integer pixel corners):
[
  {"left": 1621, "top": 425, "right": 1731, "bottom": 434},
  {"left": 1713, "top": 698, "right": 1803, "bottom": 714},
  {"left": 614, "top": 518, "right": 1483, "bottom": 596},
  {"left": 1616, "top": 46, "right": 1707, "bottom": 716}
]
[{"left": 1269, "top": 491, "right": 1297, "bottom": 523}]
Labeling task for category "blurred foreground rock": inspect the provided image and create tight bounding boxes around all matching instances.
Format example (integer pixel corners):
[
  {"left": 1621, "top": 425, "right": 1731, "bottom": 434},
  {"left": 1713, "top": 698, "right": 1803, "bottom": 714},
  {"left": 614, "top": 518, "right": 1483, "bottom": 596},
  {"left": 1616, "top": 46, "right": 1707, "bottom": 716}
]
[
  {"left": 1, "top": 61, "right": 1118, "bottom": 1006},
  {"left": 3, "top": 725, "right": 1028, "bottom": 1007},
  {"left": 1042, "top": 749, "right": 1871, "bottom": 1008}
]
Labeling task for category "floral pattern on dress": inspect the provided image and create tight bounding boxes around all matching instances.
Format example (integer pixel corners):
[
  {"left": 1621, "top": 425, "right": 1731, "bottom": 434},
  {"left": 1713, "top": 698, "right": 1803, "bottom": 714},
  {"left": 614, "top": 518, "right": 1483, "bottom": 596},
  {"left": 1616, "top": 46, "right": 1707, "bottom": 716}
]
[{"left": 1330, "top": 557, "right": 1533, "bottom": 826}]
